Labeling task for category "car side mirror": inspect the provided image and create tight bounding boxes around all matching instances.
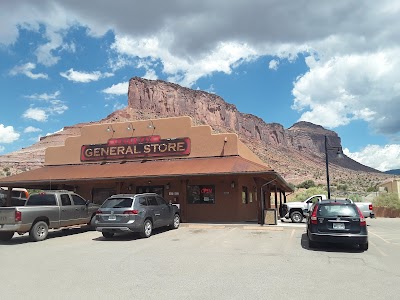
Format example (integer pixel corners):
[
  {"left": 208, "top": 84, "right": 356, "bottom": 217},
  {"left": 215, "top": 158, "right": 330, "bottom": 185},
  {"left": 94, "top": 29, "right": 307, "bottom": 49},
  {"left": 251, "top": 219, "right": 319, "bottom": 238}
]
[{"left": 85, "top": 200, "right": 90, "bottom": 206}]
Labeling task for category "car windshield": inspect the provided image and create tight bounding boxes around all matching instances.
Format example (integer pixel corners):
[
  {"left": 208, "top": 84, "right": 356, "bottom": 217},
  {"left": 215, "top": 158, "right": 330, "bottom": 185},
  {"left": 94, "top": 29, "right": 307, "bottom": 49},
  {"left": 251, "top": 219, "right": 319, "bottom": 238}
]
[
  {"left": 101, "top": 198, "right": 133, "bottom": 208},
  {"left": 317, "top": 204, "right": 358, "bottom": 217}
]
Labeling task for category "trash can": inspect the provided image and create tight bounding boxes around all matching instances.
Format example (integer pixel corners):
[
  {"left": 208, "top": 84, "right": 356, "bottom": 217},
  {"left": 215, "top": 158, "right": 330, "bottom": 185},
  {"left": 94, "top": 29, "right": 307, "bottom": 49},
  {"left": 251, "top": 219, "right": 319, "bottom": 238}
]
[{"left": 264, "top": 208, "right": 277, "bottom": 225}]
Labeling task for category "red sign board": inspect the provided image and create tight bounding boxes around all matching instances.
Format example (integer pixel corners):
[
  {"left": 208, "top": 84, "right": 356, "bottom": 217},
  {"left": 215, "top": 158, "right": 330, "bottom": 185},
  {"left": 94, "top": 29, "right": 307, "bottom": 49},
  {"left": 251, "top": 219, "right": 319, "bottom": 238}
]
[{"left": 81, "top": 135, "right": 191, "bottom": 162}]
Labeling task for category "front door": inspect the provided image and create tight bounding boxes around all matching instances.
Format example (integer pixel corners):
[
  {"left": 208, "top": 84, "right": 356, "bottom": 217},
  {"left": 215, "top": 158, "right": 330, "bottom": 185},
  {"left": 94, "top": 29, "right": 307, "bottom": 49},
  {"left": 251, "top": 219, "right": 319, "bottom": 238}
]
[
  {"left": 156, "top": 195, "right": 170, "bottom": 227},
  {"left": 71, "top": 194, "right": 89, "bottom": 224},
  {"left": 146, "top": 195, "right": 163, "bottom": 228},
  {"left": 60, "top": 194, "right": 75, "bottom": 226}
]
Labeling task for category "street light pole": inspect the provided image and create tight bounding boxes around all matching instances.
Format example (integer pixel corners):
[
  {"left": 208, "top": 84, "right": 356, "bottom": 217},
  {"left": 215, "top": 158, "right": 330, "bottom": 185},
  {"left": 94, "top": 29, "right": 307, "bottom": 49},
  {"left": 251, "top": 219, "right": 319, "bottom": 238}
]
[
  {"left": 324, "top": 135, "right": 343, "bottom": 199},
  {"left": 324, "top": 135, "right": 331, "bottom": 199}
]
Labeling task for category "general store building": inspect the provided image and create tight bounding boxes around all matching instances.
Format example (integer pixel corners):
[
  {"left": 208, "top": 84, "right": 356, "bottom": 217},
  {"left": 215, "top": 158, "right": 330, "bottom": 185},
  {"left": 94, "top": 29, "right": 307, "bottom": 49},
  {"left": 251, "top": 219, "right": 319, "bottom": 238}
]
[{"left": 0, "top": 116, "right": 292, "bottom": 223}]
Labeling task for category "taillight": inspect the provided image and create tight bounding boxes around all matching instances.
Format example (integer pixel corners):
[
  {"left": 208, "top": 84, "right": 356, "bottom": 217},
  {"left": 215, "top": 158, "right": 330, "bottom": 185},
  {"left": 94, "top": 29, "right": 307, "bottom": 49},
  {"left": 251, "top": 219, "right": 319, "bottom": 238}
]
[
  {"left": 311, "top": 204, "right": 318, "bottom": 224},
  {"left": 95, "top": 210, "right": 103, "bottom": 215},
  {"left": 356, "top": 207, "right": 366, "bottom": 226},
  {"left": 15, "top": 210, "right": 22, "bottom": 222},
  {"left": 369, "top": 204, "right": 373, "bottom": 211},
  {"left": 123, "top": 210, "right": 139, "bottom": 215}
]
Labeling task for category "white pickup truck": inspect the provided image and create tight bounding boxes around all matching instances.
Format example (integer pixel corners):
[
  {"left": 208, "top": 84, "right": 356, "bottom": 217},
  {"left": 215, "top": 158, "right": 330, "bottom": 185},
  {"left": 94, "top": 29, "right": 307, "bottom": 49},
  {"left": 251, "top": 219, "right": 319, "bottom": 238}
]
[{"left": 281, "top": 194, "right": 375, "bottom": 223}]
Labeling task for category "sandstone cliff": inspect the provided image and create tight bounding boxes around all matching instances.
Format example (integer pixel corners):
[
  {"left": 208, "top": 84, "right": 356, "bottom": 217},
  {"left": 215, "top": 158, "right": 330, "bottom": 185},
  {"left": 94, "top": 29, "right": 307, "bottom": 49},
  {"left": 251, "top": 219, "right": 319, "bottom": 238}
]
[{"left": 0, "top": 77, "right": 386, "bottom": 190}]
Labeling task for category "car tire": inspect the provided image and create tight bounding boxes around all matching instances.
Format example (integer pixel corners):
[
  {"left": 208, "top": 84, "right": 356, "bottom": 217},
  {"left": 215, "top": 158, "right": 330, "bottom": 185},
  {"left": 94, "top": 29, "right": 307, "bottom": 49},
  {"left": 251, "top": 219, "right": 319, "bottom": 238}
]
[
  {"left": 360, "top": 242, "right": 368, "bottom": 251},
  {"left": 0, "top": 232, "right": 14, "bottom": 241},
  {"left": 29, "top": 221, "right": 49, "bottom": 242},
  {"left": 88, "top": 214, "right": 96, "bottom": 230},
  {"left": 170, "top": 213, "right": 180, "bottom": 230},
  {"left": 102, "top": 232, "right": 114, "bottom": 239},
  {"left": 140, "top": 219, "right": 153, "bottom": 238},
  {"left": 290, "top": 211, "right": 303, "bottom": 223}
]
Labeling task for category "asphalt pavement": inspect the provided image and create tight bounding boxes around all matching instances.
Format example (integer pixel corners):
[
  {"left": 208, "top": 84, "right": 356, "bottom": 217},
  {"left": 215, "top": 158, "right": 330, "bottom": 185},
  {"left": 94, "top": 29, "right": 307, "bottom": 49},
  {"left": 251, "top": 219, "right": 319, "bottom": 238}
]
[{"left": 0, "top": 217, "right": 399, "bottom": 300}]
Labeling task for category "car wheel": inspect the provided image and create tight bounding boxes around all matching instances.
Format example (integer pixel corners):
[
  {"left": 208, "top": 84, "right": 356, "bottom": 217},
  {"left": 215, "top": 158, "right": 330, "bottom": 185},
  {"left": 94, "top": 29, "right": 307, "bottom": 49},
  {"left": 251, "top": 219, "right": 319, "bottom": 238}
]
[
  {"left": 170, "top": 213, "right": 180, "bottom": 229},
  {"left": 140, "top": 219, "right": 153, "bottom": 238},
  {"left": 359, "top": 242, "right": 368, "bottom": 251},
  {"left": 29, "top": 221, "right": 49, "bottom": 242},
  {"left": 88, "top": 215, "right": 96, "bottom": 230},
  {"left": 102, "top": 232, "right": 114, "bottom": 239},
  {"left": 290, "top": 211, "right": 303, "bottom": 223},
  {"left": 0, "top": 232, "right": 14, "bottom": 241}
]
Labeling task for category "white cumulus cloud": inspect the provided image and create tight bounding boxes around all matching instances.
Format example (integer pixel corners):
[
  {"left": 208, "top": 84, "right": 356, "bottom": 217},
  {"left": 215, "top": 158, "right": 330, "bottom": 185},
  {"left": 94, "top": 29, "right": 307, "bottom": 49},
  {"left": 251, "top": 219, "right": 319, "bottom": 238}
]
[
  {"left": 9, "top": 62, "right": 48, "bottom": 79},
  {"left": 23, "top": 108, "right": 48, "bottom": 122},
  {"left": 292, "top": 50, "right": 400, "bottom": 135},
  {"left": 344, "top": 145, "right": 400, "bottom": 172},
  {"left": 102, "top": 82, "right": 129, "bottom": 95},
  {"left": 25, "top": 91, "right": 60, "bottom": 101},
  {"left": 60, "top": 68, "right": 113, "bottom": 83},
  {"left": 0, "top": 124, "right": 20, "bottom": 143},
  {"left": 23, "top": 91, "right": 68, "bottom": 121},
  {"left": 269, "top": 59, "right": 279, "bottom": 70},
  {"left": 24, "top": 126, "right": 42, "bottom": 133}
]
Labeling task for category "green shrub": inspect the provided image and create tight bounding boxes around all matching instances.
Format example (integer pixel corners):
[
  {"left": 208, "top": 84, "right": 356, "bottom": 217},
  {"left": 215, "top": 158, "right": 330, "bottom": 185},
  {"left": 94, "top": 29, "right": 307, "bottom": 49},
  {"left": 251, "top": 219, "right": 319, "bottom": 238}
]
[
  {"left": 287, "top": 182, "right": 296, "bottom": 191},
  {"left": 373, "top": 193, "right": 400, "bottom": 210},
  {"left": 348, "top": 194, "right": 362, "bottom": 202},
  {"left": 297, "top": 180, "right": 316, "bottom": 189},
  {"left": 367, "top": 185, "right": 378, "bottom": 192}
]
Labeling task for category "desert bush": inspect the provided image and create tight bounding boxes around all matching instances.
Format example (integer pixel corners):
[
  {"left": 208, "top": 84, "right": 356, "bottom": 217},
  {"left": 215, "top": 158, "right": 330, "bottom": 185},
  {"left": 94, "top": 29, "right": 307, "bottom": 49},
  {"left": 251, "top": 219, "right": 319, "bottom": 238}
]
[
  {"left": 347, "top": 194, "right": 363, "bottom": 202},
  {"left": 297, "top": 180, "right": 316, "bottom": 189},
  {"left": 287, "top": 182, "right": 296, "bottom": 191},
  {"left": 367, "top": 185, "right": 378, "bottom": 192},
  {"left": 373, "top": 193, "right": 400, "bottom": 210}
]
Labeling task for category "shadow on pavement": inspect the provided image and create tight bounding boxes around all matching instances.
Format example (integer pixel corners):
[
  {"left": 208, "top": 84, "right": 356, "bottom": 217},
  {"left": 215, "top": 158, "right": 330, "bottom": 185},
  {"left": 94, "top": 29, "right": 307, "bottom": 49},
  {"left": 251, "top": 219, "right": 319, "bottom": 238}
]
[
  {"left": 300, "top": 233, "right": 366, "bottom": 253},
  {"left": 0, "top": 225, "right": 94, "bottom": 245}
]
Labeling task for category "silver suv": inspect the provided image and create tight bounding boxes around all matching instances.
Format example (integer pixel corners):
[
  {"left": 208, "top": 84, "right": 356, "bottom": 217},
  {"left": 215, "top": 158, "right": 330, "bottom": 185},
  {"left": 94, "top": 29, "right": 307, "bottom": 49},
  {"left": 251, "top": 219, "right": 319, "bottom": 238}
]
[{"left": 95, "top": 193, "right": 180, "bottom": 238}]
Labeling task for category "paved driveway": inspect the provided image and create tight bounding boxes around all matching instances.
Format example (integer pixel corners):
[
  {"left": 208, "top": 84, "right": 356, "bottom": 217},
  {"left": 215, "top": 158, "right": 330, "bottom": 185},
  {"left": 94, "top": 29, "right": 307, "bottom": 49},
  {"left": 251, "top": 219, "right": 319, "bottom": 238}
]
[{"left": 0, "top": 218, "right": 399, "bottom": 300}]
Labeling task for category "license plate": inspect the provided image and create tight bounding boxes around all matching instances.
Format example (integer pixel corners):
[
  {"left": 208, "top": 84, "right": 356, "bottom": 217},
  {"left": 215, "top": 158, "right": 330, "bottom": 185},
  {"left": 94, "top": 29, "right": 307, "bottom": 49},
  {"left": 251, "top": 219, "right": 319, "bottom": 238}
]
[
  {"left": 108, "top": 215, "right": 116, "bottom": 221},
  {"left": 333, "top": 223, "right": 345, "bottom": 230}
]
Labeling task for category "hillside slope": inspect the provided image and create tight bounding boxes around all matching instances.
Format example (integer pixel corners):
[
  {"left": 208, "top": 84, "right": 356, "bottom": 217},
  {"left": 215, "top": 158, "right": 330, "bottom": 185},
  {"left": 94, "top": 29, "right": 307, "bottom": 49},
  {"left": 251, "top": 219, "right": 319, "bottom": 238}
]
[{"left": 0, "top": 77, "right": 390, "bottom": 192}]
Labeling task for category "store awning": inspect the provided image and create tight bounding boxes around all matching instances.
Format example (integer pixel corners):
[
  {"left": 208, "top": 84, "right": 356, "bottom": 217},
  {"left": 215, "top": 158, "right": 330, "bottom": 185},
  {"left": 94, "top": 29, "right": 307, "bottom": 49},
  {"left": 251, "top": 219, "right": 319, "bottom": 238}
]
[{"left": 0, "top": 156, "right": 293, "bottom": 192}]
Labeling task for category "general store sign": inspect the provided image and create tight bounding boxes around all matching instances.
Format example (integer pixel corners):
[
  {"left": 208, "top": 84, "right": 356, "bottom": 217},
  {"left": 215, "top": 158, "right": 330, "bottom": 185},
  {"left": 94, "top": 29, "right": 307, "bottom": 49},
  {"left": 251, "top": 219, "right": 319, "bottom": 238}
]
[{"left": 81, "top": 135, "right": 191, "bottom": 161}]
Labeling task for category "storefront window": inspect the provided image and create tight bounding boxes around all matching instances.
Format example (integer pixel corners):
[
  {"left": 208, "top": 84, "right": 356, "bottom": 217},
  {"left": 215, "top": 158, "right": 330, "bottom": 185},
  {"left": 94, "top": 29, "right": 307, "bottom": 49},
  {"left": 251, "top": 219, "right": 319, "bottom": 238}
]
[
  {"left": 136, "top": 186, "right": 164, "bottom": 197},
  {"left": 187, "top": 185, "right": 215, "bottom": 204},
  {"left": 92, "top": 188, "right": 116, "bottom": 205},
  {"left": 242, "top": 186, "right": 248, "bottom": 204}
]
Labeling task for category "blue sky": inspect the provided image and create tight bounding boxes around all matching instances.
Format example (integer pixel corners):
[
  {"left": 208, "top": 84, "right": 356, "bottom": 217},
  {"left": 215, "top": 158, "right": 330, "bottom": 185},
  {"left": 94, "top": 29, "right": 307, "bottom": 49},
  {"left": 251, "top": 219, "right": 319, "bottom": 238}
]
[{"left": 0, "top": 1, "right": 399, "bottom": 171}]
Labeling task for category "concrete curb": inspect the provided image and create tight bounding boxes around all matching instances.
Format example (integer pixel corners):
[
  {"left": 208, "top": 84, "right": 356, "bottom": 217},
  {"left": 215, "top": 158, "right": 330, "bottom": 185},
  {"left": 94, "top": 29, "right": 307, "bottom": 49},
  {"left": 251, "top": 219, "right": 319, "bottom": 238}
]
[{"left": 180, "top": 221, "right": 306, "bottom": 229}]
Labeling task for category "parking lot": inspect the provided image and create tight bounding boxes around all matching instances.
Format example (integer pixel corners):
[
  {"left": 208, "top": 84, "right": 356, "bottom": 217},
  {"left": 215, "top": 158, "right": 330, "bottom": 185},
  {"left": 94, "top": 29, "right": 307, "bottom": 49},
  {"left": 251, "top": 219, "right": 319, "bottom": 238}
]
[{"left": 1, "top": 218, "right": 400, "bottom": 299}]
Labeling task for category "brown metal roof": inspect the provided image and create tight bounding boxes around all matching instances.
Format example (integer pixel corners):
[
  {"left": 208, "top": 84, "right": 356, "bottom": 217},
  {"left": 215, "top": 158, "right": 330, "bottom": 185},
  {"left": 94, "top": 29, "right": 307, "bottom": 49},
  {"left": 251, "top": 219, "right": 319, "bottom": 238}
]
[{"left": 0, "top": 156, "right": 292, "bottom": 191}]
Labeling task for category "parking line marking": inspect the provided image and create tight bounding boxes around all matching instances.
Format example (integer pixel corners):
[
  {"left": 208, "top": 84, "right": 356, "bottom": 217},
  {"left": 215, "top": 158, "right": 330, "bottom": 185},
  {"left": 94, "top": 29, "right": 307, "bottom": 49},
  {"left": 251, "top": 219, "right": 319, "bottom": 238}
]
[
  {"left": 369, "top": 231, "right": 390, "bottom": 244},
  {"left": 243, "top": 226, "right": 283, "bottom": 231},
  {"left": 290, "top": 229, "right": 295, "bottom": 239},
  {"left": 370, "top": 241, "right": 388, "bottom": 257}
]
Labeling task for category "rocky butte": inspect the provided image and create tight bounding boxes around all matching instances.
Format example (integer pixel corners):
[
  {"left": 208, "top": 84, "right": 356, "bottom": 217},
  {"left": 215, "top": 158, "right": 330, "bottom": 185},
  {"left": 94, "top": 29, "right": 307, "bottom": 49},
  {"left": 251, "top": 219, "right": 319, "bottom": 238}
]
[{"left": 0, "top": 77, "right": 390, "bottom": 191}]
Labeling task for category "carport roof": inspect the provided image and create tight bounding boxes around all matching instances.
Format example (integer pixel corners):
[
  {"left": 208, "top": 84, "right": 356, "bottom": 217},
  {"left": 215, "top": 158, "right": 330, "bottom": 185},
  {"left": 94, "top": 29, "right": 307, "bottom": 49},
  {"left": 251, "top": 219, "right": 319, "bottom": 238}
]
[{"left": 0, "top": 155, "right": 293, "bottom": 192}]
